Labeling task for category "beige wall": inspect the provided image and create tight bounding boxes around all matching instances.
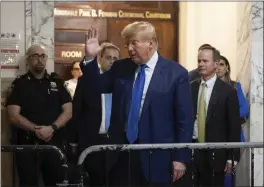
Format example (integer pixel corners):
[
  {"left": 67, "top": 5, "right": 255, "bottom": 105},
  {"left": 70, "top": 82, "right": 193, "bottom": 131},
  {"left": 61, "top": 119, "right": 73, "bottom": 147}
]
[{"left": 179, "top": 2, "right": 247, "bottom": 81}]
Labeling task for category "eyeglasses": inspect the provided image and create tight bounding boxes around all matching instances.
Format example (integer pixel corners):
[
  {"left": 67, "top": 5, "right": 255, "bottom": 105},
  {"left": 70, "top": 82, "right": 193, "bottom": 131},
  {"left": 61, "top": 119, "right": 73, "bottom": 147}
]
[{"left": 28, "top": 54, "right": 48, "bottom": 61}]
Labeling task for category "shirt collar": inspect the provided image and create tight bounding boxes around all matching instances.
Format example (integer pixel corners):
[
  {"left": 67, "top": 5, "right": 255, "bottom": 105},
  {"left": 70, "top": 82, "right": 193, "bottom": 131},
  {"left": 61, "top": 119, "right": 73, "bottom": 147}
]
[
  {"left": 27, "top": 70, "right": 50, "bottom": 80},
  {"left": 97, "top": 63, "right": 104, "bottom": 74},
  {"left": 145, "top": 51, "right": 158, "bottom": 70},
  {"left": 201, "top": 74, "right": 217, "bottom": 88}
]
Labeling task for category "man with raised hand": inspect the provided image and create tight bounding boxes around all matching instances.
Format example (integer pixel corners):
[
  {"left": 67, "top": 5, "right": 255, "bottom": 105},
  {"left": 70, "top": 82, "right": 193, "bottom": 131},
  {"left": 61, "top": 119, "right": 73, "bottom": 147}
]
[{"left": 82, "top": 22, "right": 194, "bottom": 186}]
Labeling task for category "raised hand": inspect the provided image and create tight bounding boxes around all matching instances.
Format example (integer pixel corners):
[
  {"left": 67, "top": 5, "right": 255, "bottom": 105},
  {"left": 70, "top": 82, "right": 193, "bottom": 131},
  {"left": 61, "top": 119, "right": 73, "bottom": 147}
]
[{"left": 85, "top": 27, "right": 100, "bottom": 60}]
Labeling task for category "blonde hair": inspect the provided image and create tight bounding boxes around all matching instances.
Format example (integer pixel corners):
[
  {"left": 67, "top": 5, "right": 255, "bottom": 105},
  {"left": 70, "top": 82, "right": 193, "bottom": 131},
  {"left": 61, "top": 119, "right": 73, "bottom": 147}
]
[
  {"left": 121, "top": 21, "right": 158, "bottom": 46},
  {"left": 98, "top": 42, "right": 120, "bottom": 57}
]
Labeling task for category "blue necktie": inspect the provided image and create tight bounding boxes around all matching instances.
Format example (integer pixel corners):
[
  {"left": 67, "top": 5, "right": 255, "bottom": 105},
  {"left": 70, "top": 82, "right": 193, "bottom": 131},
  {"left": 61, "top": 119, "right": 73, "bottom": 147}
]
[
  {"left": 126, "top": 64, "right": 147, "bottom": 143},
  {"left": 104, "top": 93, "right": 112, "bottom": 131}
]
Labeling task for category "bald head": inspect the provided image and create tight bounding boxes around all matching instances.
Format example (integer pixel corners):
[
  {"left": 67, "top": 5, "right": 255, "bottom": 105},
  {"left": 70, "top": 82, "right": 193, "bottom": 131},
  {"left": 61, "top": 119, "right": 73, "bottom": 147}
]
[
  {"left": 26, "top": 44, "right": 47, "bottom": 76},
  {"left": 26, "top": 44, "right": 46, "bottom": 56}
]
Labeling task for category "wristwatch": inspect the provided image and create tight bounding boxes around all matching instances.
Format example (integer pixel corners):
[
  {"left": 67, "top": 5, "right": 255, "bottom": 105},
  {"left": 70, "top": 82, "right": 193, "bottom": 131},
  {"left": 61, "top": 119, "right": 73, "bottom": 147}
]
[{"left": 50, "top": 124, "right": 58, "bottom": 133}]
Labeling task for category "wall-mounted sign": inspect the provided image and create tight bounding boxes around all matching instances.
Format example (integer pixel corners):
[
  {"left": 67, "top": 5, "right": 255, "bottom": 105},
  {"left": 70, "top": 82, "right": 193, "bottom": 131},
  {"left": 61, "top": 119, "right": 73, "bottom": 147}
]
[
  {"left": 61, "top": 51, "right": 83, "bottom": 58},
  {"left": 0, "top": 32, "right": 20, "bottom": 69},
  {"left": 54, "top": 8, "right": 171, "bottom": 19}
]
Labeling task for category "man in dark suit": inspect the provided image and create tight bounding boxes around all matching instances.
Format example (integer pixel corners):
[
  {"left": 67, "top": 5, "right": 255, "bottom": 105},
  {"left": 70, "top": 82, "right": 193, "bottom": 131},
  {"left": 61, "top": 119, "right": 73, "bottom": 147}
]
[
  {"left": 82, "top": 22, "right": 194, "bottom": 186},
  {"left": 191, "top": 45, "right": 241, "bottom": 186},
  {"left": 71, "top": 42, "right": 120, "bottom": 186}
]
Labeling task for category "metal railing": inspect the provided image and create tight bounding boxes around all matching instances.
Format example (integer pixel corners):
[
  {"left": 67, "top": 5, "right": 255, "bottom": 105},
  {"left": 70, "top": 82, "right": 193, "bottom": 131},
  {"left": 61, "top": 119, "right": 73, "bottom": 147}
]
[
  {"left": 76, "top": 142, "right": 263, "bottom": 187},
  {"left": 1, "top": 145, "right": 69, "bottom": 186},
  {"left": 2, "top": 143, "right": 263, "bottom": 187}
]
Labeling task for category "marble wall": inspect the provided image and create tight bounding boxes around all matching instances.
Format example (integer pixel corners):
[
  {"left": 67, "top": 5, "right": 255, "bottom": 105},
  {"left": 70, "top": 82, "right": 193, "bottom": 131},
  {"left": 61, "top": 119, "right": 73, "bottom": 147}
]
[
  {"left": 236, "top": 2, "right": 252, "bottom": 94},
  {"left": 235, "top": 3, "right": 252, "bottom": 186},
  {"left": 232, "top": 2, "right": 263, "bottom": 186},
  {"left": 250, "top": 2, "right": 263, "bottom": 186},
  {"left": 26, "top": 1, "right": 55, "bottom": 73}
]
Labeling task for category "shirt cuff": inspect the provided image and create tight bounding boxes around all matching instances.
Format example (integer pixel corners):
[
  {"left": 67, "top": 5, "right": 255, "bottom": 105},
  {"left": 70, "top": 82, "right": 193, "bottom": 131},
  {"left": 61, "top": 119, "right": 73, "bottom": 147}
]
[
  {"left": 83, "top": 58, "right": 93, "bottom": 65},
  {"left": 227, "top": 160, "right": 238, "bottom": 165}
]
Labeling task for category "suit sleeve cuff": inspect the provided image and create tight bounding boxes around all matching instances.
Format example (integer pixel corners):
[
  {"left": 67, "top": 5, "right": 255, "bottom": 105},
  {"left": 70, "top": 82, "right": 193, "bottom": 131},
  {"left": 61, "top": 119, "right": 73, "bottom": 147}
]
[
  {"left": 173, "top": 148, "right": 192, "bottom": 163},
  {"left": 83, "top": 59, "right": 93, "bottom": 65}
]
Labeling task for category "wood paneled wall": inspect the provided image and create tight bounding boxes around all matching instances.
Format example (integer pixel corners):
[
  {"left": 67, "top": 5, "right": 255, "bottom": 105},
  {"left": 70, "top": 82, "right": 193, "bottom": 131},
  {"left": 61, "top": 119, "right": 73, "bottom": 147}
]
[{"left": 54, "top": 2, "right": 179, "bottom": 79}]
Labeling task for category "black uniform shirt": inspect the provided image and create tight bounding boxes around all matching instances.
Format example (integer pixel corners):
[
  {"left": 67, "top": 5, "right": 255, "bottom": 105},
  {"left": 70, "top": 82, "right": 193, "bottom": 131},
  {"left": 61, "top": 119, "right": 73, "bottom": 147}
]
[{"left": 7, "top": 71, "right": 72, "bottom": 127}]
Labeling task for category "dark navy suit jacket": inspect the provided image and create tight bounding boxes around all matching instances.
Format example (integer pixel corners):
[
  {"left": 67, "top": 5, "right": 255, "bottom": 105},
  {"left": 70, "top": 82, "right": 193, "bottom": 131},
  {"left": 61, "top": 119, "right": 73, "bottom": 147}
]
[
  {"left": 80, "top": 55, "right": 194, "bottom": 183},
  {"left": 72, "top": 58, "right": 104, "bottom": 148}
]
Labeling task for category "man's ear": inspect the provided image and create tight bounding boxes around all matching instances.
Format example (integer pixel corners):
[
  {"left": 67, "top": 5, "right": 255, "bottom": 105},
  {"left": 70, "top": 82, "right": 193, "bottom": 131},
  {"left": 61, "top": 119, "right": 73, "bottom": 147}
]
[
  {"left": 149, "top": 40, "right": 154, "bottom": 50},
  {"left": 214, "top": 62, "right": 218, "bottom": 69},
  {"left": 97, "top": 55, "right": 103, "bottom": 66}
]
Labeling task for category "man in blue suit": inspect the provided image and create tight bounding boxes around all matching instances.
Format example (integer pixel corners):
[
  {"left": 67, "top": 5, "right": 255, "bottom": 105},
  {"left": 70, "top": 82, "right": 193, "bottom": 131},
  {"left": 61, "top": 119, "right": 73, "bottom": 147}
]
[{"left": 82, "top": 22, "right": 194, "bottom": 186}]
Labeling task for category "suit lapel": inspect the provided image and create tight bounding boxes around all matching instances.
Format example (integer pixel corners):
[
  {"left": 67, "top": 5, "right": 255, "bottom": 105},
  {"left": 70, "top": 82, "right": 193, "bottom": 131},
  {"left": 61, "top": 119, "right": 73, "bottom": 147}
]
[
  {"left": 206, "top": 78, "right": 221, "bottom": 124},
  {"left": 140, "top": 56, "right": 166, "bottom": 119}
]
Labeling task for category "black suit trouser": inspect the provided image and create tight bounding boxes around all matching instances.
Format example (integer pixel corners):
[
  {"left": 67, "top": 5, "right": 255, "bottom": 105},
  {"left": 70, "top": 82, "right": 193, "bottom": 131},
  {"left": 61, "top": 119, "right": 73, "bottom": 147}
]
[
  {"left": 83, "top": 134, "right": 111, "bottom": 186},
  {"left": 193, "top": 149, "right": 225, "bottom": 187}
]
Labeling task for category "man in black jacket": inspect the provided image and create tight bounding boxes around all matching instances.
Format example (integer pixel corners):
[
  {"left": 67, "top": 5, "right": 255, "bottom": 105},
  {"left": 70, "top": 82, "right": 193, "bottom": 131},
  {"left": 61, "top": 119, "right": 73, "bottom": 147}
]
[
  {"left": 72, "top": 41, "right": 120, "bottom": 186},
  {"left": 190, "top": 45, "right": 240, "bottom": 186}
]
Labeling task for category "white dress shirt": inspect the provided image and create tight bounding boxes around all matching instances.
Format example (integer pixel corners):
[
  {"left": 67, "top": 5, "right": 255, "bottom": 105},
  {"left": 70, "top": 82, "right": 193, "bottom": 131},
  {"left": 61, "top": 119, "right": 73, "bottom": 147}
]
[
  {"left": 65, "top": 79, "right": 78, "bottom": 99},
  {"left": 98, "top": 67, "right": 109, "bottom": 134}
]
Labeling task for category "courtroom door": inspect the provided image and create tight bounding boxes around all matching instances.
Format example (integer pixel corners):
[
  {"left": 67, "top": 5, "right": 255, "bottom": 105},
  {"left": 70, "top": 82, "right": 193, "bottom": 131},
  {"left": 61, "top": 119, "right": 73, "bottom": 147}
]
[{"left": 54, "top": 2, "right": 179, "bottom": 80}]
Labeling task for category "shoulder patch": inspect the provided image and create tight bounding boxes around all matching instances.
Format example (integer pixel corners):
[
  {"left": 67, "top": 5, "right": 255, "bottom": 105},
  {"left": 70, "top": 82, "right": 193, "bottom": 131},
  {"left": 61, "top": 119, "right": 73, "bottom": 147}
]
[
  {"left": 8, "top": 74, "right": 25, "bottom": 95},
  {"left": 50, "top": 81, "right": 57, "bottom": 88}
]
